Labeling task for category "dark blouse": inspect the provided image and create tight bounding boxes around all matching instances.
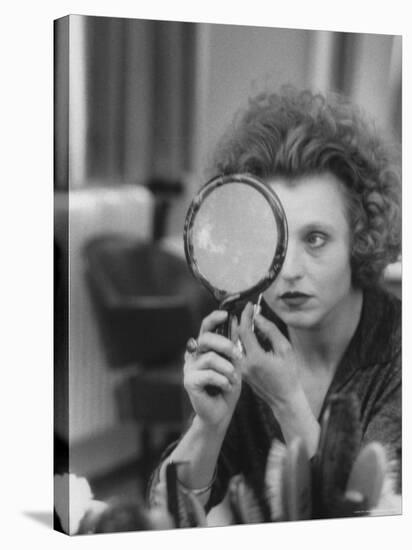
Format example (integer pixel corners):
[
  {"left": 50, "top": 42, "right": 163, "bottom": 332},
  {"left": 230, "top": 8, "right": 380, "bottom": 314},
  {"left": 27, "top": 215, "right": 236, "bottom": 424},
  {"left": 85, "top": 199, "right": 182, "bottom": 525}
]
[{"left": 149, "top": 285, "right": 401, "bottom": 511}]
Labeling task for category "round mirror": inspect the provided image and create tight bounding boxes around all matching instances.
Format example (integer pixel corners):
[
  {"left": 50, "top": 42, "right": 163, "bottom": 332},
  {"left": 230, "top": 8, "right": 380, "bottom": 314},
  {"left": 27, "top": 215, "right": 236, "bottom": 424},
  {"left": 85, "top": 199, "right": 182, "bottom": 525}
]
[{"left": 184, "top": 174, "right": 288, "bottom": 306}]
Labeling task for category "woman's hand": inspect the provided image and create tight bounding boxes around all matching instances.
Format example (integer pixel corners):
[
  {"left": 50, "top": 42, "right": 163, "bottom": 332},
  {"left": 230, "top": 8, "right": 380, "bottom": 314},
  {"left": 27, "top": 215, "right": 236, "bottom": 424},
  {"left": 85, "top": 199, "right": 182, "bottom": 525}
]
[
  {"left": 234, "top": 302, "right": 320, "bottom": 456},
  {"left": 235, "top": 302, "right": 302, "bottom": 412},
  {"left": 183, "top": 310, "right": 242, "bottom": 433}
]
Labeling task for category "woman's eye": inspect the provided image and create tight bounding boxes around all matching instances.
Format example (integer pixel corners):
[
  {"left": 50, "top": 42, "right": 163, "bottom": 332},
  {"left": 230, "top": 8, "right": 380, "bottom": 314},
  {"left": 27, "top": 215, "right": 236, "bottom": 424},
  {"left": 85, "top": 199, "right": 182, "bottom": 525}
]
[{"left": 306, "top": 232, "right": 328, "bottom": 249}]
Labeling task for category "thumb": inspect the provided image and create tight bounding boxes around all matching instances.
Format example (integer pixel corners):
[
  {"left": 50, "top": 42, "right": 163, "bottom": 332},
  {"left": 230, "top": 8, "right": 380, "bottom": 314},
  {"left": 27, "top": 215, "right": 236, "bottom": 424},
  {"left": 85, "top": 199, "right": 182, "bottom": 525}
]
[
  {"left": 238, "top": 302, "right": 262, "bottom": 355},
  {"left": 230, "top": 315, "right": 245, "bottom": 364}
]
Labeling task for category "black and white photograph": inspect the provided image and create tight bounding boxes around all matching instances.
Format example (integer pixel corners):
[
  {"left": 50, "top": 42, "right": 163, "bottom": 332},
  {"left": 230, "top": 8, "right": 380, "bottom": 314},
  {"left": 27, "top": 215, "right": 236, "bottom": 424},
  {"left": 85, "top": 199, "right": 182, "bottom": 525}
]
[
  {"left": 52, "top": 13, "right": 403, "bottom": 536},
  {"left": 1, "top": 0, "right": 410, "bottom": 547}
]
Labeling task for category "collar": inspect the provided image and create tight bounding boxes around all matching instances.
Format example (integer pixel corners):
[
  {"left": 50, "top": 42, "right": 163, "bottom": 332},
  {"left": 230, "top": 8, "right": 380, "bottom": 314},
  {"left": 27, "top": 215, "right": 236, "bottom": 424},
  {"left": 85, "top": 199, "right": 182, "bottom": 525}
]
[{"left": 261, "top": 286, "right": 400, "bottom": 418}]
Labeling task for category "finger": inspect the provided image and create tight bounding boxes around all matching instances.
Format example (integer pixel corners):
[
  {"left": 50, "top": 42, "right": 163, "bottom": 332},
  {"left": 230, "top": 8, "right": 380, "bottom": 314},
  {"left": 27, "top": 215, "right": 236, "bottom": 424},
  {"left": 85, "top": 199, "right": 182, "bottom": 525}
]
[
  {"left": 184, "top": 491, "right": 208, "bottom": 527},
  {"left": 254, "top": 313, "right": 290, "bottom": 352},
  {"left": 240, "top": 302, "right": 254, "bottom": 331},
  {"left": 239, "top": 302, "right": 261, "bottom": 354},
  {"left": 194, "top": 351, "right": 237, "bottom": 384},
  {"left": 230, "top": 316, "right": 246, "bottom": 364},
  {"left": 187, "top": 369, "right": 232, "bottom": 393},
  {"left": 230, "top": 316, "right": 244, "bottom": 356},
  {"left": 199, "top": 310, "right": 228, "bottom": 335},
  {"left": 230, "top": 315, "right": 239, "bottom": 342},
  {"left": 198, "top": 332, "right": 242, "bottom": 363}
]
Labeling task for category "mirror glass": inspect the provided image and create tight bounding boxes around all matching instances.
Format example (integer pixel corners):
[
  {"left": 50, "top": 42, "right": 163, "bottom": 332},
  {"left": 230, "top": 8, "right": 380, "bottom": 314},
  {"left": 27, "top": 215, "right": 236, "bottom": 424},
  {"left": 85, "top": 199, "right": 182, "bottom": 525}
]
[{"left": 186, "top": 177, "right": 287, "bottom": 298}]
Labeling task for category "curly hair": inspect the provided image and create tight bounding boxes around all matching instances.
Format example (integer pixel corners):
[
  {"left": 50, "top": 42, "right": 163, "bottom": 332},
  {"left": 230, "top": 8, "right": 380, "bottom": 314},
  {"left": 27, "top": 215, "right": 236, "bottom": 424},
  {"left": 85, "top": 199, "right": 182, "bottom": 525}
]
[{"left": 211, "top": 86, "right": 401, "bottom": 289}]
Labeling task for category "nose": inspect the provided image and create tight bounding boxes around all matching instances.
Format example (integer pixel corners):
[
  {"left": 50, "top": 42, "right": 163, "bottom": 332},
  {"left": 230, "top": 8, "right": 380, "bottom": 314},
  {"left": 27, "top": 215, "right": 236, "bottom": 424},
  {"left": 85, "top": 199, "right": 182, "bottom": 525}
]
[{"left": 279, "top": 240, "right": 304, "bottom": 283}]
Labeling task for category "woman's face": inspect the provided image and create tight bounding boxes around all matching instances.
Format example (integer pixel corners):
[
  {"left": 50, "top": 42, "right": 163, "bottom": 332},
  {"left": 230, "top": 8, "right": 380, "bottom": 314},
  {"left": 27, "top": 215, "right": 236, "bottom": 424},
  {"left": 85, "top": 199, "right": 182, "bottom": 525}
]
[{"left": 264, "top": 172, "right": 354, "bottom": 330}]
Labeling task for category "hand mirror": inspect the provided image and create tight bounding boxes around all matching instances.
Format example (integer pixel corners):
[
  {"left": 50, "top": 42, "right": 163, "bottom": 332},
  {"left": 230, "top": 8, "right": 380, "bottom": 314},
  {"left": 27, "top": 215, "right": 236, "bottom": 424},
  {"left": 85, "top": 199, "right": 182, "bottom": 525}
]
[{"left": 184, "top": 173, "right": 288, "bottom": 387}]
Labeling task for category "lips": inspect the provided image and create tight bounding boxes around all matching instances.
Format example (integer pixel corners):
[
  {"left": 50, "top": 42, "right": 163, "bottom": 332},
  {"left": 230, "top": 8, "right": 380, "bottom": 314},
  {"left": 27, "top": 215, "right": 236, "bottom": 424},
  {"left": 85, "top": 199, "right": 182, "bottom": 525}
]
[{"left": 280, "top": 291, "right": 312, "bottom": 307}]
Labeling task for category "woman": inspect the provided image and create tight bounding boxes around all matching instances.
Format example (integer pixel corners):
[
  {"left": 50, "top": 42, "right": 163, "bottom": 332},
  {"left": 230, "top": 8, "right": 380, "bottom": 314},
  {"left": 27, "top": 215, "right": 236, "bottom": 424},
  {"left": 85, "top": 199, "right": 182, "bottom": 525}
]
[{"left": 148, "top": 87, "right": 401, "bottom": 520}]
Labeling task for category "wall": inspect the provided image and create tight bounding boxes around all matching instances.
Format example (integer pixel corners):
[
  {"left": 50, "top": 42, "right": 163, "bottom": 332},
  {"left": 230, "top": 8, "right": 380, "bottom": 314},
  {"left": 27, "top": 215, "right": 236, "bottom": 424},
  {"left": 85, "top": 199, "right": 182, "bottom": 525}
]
[
  {"left": 196, "top": 24, "right": 312, "bottom": 178},
  {"left": 168, "top": 26, "right": 401, "bottom": 237},
  {"left": 168, "top": 24, "right": 313, "bottom": 237}
]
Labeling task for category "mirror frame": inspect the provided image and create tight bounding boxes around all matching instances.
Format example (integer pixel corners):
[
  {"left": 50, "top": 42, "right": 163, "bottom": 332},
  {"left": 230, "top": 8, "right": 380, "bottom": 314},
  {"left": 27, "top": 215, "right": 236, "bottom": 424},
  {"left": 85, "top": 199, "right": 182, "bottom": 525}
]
[{"left": 183, "top": 173, "right": 288, "bottom": 304}]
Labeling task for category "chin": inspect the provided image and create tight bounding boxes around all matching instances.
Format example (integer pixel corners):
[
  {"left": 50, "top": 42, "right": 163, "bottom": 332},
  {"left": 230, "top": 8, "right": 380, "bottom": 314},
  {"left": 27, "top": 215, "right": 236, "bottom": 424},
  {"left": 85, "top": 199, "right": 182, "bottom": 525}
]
[{"left": 276, "top": 308, "right": 323, "bottom": 330}]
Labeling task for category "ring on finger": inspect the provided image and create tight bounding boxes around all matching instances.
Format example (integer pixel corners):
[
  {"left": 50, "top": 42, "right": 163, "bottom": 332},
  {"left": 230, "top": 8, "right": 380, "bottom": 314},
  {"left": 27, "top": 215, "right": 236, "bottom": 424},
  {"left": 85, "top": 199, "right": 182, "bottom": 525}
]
[{"left": 186, "top": 337, "right": 199, "bottom": 355}]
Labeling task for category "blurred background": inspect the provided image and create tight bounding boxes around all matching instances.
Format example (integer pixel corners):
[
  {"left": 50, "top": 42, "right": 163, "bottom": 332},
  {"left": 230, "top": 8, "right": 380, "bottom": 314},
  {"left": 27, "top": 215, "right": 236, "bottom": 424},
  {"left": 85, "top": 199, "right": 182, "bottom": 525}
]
[{"left": 54, "top": 15, "right": 401, "bottom": 507}]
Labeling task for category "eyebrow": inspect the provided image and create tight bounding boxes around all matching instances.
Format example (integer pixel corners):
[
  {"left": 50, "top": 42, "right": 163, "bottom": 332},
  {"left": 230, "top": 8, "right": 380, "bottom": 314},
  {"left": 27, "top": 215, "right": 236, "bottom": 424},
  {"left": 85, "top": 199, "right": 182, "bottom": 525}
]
[{"left": 297, "top": 222, "right": 337, "bottom": 234}]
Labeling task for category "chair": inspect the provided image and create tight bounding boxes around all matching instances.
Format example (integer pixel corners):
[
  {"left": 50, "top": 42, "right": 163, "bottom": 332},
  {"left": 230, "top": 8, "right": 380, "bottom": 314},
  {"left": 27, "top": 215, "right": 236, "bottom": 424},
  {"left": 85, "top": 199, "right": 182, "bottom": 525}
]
[{"left": 83, "top": 233, "right": 214, "bottom": 482}]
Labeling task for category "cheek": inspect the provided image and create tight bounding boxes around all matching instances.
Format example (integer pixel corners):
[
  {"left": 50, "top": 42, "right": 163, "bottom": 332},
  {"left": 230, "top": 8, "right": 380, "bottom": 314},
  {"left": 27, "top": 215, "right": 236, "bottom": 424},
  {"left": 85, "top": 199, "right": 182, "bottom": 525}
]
[{"left": 315, "top": 246, "right": 352, "bottom": 294}]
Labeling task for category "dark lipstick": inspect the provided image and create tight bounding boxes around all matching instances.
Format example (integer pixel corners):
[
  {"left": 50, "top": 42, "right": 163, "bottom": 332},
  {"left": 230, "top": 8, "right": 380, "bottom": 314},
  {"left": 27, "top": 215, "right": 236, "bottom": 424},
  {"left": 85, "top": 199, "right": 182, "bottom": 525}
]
[{"left": 280, "top": 291, "right": 311, "bottom": 307}]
